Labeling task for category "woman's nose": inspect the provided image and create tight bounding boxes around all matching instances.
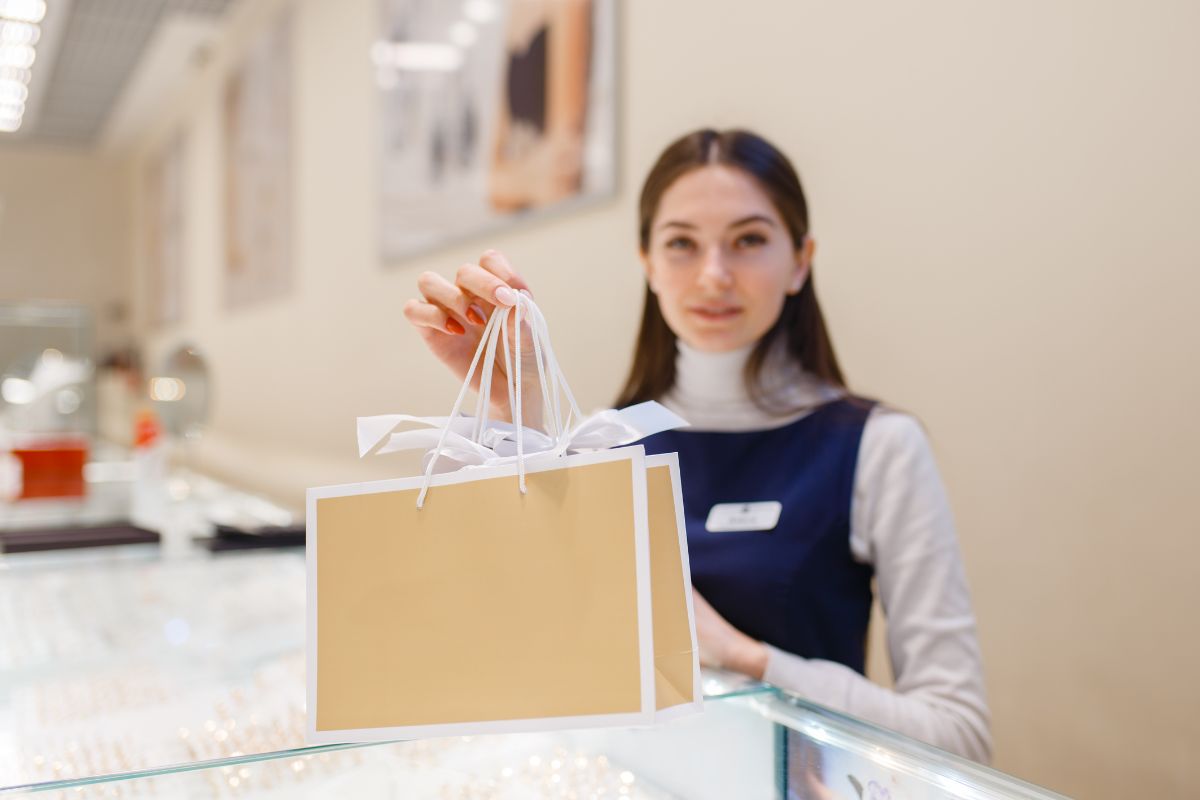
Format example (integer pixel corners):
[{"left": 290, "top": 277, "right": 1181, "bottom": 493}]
[{"left": 697, "top": 246, "right": 734, "bottom": 290}]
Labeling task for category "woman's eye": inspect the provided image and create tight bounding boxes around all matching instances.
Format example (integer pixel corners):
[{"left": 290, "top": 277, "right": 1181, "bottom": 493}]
[
  {"left": 665, "top": 237, "right": 695, "bottom": 251},
  {"left": 735, "top": 232, "right": 767, "bottom": 248}
]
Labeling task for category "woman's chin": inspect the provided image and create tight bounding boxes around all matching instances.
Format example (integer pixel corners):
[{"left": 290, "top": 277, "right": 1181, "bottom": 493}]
[{"left": 679, "top": 328, "right": 758, "bottom": 354}]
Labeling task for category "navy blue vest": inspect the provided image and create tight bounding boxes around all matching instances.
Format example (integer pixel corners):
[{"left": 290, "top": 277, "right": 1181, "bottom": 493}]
[{"left": 637, "top": 398, "right": 876, "bottom": 674}]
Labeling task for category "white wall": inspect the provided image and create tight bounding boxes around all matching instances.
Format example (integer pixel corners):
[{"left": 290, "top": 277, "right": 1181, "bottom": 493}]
[
  {"left": 126, "top": 1, "right": 1200, "bottom": 797},
  {"left": 0, "top": 146, "right": 134, "bottom": 354}
]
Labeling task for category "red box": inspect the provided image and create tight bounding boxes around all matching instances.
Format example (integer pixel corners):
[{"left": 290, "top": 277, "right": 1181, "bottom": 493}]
[{"left": 11, "top": 438, "right": 89, "bottom": 500}]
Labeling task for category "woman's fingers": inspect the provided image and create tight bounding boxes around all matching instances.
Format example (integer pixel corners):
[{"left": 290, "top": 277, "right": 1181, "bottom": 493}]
[
  {"left": 417, "top": 271, "right": 477, "bottom": 326},
  {"left": 455, "top": 262, "right": 520, "bottom": 309},
  {"left": 403, "top": 298, "right": 463, "bottom": 335},
  {"left": 479, "top": 250, "right": 532, "bottom": 295},
  {"left": 410, "top": 249, "right": 533, "bottom": 339},
  {"left": 455, "top": 249, "right": 532, "bottom": 310}
]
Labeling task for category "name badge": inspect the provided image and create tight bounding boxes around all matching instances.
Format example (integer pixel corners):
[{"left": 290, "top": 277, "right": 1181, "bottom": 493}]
[{"left": 705, "top": 501, "right": 782, "bottom": 533}]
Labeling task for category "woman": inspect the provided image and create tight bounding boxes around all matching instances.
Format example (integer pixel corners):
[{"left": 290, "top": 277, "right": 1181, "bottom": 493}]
[{"left": 404, "top": 129, "right": 991, "bottom": 763}]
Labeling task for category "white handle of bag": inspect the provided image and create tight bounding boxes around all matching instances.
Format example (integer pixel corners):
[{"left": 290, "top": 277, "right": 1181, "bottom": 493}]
[{"left": 417, "top": 294, "right": 580, "bottom": 509}]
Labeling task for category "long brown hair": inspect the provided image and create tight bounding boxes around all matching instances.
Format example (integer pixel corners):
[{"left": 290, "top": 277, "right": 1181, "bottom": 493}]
[{"left": 616, "top": 128, "right": 849, "bottom": 410}]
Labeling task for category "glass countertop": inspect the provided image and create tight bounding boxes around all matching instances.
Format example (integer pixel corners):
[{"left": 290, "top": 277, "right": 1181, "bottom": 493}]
[{"left": 0, "top": 548, "right": 774, "bottom": 794}]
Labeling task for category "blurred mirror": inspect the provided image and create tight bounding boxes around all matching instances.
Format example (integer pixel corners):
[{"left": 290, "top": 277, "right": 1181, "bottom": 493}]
[{"left": 150, "top": 345, "right": 210, "bottom": 440}]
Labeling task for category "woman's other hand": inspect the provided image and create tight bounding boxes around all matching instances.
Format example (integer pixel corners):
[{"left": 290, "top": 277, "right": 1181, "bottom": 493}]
[{"left": 692, "top": 589, "right": 769, "bottom": 680}]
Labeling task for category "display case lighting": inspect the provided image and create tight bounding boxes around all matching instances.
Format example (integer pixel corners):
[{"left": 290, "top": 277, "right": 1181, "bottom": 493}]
[
  {"left": 149, "top": 376, "right": 187, "bottom": 402},
  {"left": 0, "top": 376, "right": 35, "bottom": 404}
]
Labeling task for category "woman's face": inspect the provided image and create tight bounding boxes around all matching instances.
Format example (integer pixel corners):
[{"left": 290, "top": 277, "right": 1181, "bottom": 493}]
[{"left": 642, "top": 165, "right": 813, "bottom": 353}]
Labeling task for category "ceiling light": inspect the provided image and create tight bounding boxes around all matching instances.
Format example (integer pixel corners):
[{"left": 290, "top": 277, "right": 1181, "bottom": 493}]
[
  {"left": 0, "top": 0, "right": 47, "bottom": 24},
  {"left": 0, "top": 65, "right": 28, "bottom": 82},
  {"left": 0, "top": 43, "right": 36, "bottom": 69},
  {"left": 0, "top": 1, "right": 44, "bottom": 135},
  {"left": 0, "top": 78, "right": 27, "bottom": 103},
  {"left": 0, "top": 20, "right": 39, "bottom": 46}
]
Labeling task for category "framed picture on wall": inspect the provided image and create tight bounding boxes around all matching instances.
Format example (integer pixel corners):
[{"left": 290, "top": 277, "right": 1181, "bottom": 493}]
[
  {"left": 223, "top": 13, "right": 293, "bottom": 310},
  {"left": 375, "top": 0, "right": 617, "bottom": 260},
  {"left": 144, "top": 134, "right": 186, "bottom": 327}
]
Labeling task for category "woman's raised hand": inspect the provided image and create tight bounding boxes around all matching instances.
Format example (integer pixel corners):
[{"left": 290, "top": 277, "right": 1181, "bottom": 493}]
[{"left": 404, "top": 250, "right": 540, "bottom": 425}]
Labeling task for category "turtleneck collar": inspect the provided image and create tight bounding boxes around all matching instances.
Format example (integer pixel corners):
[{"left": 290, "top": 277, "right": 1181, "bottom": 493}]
[{"left": 660, "top": 339, "right": 842, "bottom": 432}]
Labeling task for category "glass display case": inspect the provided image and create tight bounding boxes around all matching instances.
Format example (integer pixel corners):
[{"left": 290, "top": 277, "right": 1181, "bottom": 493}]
[
  {"left": 0, "top": 304, "right": 98, "bottom": 508},
  {"left": 0, "top": 303, "right": 96, "bottom": 439},
  {"left": 0, "top": 548, "right": 1067, "bottom": 799}
]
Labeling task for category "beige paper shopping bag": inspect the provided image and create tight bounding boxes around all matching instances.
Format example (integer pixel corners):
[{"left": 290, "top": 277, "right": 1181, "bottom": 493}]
[
  {"left": 306, "top": 446, "right": 655, "bottom": 743},
  {"left": 308, "top": 293, "right": 698, "bottom": 743},
  {"left": 646, "top": 453, "right": 703, "bottom": 720}
]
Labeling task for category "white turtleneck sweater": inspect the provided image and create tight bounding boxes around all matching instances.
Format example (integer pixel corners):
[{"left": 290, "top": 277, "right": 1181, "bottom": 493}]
[{"left": 661, "top": 342, "right": 992, "bottom": 764}]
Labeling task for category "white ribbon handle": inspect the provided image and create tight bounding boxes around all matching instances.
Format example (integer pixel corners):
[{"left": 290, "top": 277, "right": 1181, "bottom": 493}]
[
  {"left": 417, "top": 293, "right": 569, "bottom": 508},
  {"left": 415, "top": 306, "right": 507, "bottom": 507},
  {"left": 355, "top": 294, "right": 689, "bottom": 508},
  {"left": 357, "top": 400, "right": 685, "bottom": 465}
]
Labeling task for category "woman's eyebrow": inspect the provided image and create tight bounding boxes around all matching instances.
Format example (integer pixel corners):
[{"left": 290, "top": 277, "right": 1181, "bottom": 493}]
[
  {"left": 656, "top": 214, "right": 777, "bottom": 233},
  {"left": 728, "top": 214, "right": 777, "bottom": 229}
]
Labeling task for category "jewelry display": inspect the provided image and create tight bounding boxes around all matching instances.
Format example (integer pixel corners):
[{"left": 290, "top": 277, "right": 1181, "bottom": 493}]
[{"left": 1, "top": 553, "right": 672, "bottom": 798}]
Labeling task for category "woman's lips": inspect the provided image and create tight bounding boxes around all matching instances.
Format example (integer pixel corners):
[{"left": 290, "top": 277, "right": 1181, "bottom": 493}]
[{"left": 687, "top": 305, "right": 743, "bottom": 321}]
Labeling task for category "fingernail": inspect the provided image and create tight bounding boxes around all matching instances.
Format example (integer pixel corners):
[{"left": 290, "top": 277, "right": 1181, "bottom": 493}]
[
  {"left": 445, "top": 319, "right": 465, "bottom": 335},
  {"left": 466, "top": 305, "right": 486, "bottom": 325},
  {"left": 494, "top": 286, "right": 518, "bottom": 306}
]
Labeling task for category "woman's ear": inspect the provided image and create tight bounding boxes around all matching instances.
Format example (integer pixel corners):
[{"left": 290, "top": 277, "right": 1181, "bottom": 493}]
[{"left": 788, "top": 236, "right": 815, "bottom": 295}]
